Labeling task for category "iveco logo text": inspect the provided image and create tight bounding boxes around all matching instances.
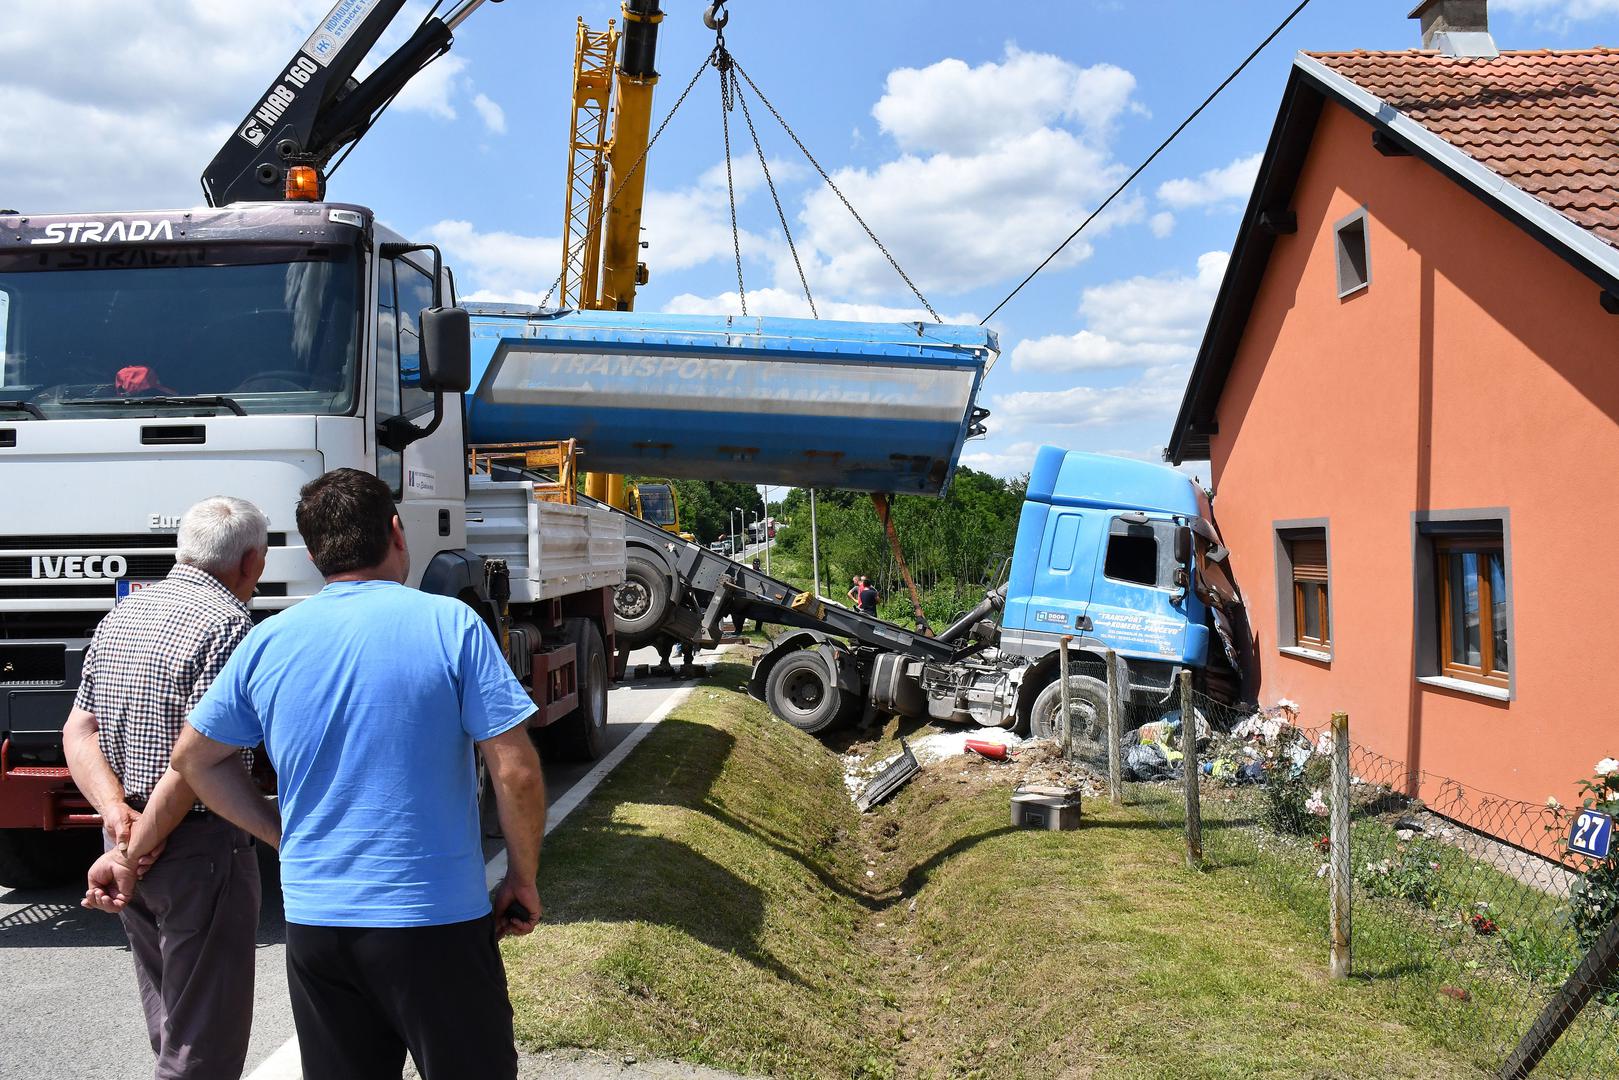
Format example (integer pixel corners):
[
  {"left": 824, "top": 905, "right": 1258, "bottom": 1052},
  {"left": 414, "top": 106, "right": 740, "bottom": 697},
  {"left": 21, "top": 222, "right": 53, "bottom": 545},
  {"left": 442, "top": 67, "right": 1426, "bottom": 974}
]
[
  {"left": 30, "top": 220, "right": 176, "bottom": 246},
  {"left": 31, "top": 556, "right": 129, "bottom": 580},
  {"left": 239, "top": 55, "right": 319, "bottom": 146}
]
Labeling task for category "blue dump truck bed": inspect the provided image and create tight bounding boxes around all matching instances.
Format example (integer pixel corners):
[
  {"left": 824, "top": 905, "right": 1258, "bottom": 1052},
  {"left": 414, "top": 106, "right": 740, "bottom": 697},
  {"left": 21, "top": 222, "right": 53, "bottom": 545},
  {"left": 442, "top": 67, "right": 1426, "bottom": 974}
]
[{"left": 466, "top": 306, "right": 997, "bottom": 495}]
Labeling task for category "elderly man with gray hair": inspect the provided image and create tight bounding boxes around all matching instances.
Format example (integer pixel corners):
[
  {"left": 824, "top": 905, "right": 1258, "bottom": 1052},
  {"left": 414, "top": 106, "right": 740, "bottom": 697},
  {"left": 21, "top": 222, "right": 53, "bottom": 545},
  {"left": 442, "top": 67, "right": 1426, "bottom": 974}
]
[{"left": 64, "top": 495, "right": 272, "bottom": 1080}]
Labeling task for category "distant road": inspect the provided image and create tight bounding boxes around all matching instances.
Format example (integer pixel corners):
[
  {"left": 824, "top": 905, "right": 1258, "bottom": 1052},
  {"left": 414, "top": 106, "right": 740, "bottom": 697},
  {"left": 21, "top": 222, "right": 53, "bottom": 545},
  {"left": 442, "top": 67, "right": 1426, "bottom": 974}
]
[{"left": 0, "top": 644, "right": 726, "bottom": 1080}]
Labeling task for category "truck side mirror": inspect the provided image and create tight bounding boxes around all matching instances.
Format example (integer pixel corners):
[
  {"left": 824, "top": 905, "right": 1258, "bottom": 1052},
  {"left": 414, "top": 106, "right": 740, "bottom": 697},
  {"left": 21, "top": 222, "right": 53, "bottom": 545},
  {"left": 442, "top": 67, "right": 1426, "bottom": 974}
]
[
  {"left": 380, "top": 240, "right": 470, "bottom": 394},
  {"left": 419, "top": 306, "right": 471, "bottom": 393},
  {"left": 1174, "top": 526, "right": 1193, "bottom": 564}
]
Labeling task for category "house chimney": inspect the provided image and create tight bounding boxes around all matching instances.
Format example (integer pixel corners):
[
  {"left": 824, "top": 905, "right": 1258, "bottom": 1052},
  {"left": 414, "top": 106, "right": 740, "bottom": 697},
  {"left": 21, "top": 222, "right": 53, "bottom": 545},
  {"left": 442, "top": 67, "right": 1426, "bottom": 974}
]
[{"left": 1409, "top": 0, "right": 1499, "bottom": 57}]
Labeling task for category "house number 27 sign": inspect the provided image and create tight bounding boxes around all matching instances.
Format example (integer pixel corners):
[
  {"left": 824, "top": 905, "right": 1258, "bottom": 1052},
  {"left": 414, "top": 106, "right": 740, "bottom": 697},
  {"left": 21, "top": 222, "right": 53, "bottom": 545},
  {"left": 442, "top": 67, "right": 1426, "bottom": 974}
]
[{"left": 1568, "top": 809, "right": 1614, "bottom": 860}]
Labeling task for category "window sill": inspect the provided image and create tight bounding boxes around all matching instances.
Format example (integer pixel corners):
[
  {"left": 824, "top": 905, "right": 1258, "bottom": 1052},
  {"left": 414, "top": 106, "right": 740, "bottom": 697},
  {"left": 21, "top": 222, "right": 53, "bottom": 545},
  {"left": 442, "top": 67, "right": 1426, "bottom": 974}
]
[
  {"left": 1417, "top": 675, "right": 1511, "bottom": 702},
  {"left": 1280, "top": 646, "right": 1332, "bottom": 664}
]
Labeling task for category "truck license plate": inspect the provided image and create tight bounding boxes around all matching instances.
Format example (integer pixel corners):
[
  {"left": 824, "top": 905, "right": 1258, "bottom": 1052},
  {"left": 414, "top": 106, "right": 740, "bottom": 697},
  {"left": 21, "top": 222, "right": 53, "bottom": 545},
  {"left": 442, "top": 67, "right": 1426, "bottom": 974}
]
[{"left": 115, "top": 579, "right": 160, "bottom": 603}]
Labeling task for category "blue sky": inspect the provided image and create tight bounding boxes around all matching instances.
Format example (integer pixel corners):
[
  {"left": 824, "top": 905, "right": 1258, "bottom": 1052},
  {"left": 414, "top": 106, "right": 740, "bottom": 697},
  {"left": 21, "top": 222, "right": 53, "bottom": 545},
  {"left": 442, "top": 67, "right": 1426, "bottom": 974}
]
[{"left": 4, "top": 0, "right": 1617, "bottom": 480}]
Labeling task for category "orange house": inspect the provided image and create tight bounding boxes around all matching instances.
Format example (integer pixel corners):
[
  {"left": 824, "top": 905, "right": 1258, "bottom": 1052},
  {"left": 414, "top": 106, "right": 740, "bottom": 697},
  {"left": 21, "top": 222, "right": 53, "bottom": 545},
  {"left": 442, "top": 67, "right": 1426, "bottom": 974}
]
[{"left": 1167, "top": 7, "right": 1619, "bottom": 813}]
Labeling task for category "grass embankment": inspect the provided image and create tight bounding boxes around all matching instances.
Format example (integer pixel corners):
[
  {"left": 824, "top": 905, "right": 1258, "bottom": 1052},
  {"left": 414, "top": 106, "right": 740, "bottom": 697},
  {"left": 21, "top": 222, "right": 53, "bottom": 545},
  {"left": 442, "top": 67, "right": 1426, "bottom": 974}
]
[{"left": 506, "top": 655, "right": 1484, "bottom": 1078}]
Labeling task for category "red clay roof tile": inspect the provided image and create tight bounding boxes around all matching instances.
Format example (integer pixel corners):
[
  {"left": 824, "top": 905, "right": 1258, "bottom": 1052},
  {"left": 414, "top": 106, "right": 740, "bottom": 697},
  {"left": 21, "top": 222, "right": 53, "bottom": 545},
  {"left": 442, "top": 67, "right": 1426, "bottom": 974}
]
[{"left": 1308, "top": 49, "right": 1619, "bottom": 248}]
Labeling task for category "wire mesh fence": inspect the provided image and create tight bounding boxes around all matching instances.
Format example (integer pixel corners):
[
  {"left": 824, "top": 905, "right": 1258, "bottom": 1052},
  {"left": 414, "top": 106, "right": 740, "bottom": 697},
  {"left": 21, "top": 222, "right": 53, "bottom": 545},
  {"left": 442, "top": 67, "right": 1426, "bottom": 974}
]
[{"left": 1053, "top": 657, "right": 1619, "bottom": 1078}]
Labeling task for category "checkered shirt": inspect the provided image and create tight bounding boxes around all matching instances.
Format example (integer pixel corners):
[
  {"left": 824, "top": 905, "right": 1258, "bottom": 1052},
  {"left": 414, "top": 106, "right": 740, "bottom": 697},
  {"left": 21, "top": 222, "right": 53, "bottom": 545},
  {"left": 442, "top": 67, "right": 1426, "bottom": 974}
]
[{"left": 73, "top": 563, "right": 255, "bottom": 804}]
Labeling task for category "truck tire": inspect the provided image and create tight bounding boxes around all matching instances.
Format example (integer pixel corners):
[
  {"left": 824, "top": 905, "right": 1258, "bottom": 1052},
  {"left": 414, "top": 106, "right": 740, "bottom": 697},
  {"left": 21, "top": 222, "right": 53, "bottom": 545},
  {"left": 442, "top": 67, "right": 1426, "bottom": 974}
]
[
  {"left": 764, "top": 651, "right": 853, "bottom": 735},
  {"left": 613, "top": 554, "right": 671, "bottom": 649},
  {"left": 546, "top": 619, "right": 610, "bottom": 761},
  {"left": 0, "top": 827, "right": 102, "bottom": 890},
  {"left": 1028, "top": 674, "right": 1110, "bottom": 756}
]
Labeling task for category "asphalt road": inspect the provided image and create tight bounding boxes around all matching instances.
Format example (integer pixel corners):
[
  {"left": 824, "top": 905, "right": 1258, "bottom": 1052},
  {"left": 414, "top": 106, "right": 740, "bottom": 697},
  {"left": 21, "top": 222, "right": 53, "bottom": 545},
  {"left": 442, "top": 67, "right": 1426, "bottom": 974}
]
[{"left": 0, "top": 645, "right": 724, "bottom": 1080}]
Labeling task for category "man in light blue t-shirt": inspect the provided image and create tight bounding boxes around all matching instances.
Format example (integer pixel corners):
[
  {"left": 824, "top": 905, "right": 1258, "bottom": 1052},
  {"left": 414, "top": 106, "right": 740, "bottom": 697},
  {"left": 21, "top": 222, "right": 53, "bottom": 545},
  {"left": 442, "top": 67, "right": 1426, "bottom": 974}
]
[{"left": 172, "top": 468, "right": 546, "bottom": 1080}]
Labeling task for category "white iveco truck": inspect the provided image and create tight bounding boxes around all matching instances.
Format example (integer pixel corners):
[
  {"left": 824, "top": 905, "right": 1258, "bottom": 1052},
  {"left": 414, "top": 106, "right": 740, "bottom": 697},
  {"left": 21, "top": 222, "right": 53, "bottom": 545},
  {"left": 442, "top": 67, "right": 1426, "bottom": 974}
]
[{"left": 0, "top": 0, "right": 627, "bottom": 886}]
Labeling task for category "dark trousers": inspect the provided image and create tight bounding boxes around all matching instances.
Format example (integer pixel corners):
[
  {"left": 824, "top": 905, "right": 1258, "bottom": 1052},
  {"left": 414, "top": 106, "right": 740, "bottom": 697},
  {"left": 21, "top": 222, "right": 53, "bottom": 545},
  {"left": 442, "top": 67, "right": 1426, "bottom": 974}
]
[
  {"left": 286, "top": 915, "right": 518, "bottom": 1080},
  {"left": 116, "top": 815, "right": 261, "bottom": 1080}
]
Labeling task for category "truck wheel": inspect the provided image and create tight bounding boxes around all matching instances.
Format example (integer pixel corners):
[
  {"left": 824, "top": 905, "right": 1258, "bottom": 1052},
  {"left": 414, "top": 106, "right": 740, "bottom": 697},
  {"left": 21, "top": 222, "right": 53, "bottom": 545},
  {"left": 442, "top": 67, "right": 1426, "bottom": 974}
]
[
  {"left": 1028, "top": 675, "right": 1110, "bottom": 755},
  {"left": 0, "top": 828, "right": 102, "bottom": 890},
  {"left": 765, "top": 651, "right": 852, "bottom": 735},
  {"left": 613, "top": 554, "right": 671, "bottom": 649},
  {"left": 546, "top": 619, "right": 610, "bottom": 761}
]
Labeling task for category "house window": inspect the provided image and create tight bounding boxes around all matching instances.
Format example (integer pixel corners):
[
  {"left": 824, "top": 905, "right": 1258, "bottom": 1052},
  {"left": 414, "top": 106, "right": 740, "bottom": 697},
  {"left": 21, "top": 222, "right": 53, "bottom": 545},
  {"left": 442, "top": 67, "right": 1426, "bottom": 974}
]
[
  {"left": 1273, "top": 521, "right": 1332, "bottom": 659},
  {"left": 1435, "top": 536, "right": 1509, "bottom": 688},
  {"left": 1412, "top": 511, "right": 1513, "bottom": 699},
  {"left": 1290, "top": 533, "right": 1331, "bottom": 651},
  {"left": 1335, "top": 209, "right": 1370, "bottom": 297}
]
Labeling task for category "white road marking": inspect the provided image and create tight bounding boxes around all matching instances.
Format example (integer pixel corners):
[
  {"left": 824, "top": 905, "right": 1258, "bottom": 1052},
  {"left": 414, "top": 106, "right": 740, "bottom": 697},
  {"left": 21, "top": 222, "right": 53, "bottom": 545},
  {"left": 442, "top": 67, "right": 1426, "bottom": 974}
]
[{"left": 248, "top": 653, "right": 727, "bottom": 1080}]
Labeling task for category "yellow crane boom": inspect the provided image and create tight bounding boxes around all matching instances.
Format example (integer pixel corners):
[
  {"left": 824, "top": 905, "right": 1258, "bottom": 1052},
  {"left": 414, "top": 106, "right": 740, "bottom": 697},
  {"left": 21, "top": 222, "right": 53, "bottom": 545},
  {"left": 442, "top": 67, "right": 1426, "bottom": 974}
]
[{"left": 562, "top": 1, "right": 678, "bottom": 529}]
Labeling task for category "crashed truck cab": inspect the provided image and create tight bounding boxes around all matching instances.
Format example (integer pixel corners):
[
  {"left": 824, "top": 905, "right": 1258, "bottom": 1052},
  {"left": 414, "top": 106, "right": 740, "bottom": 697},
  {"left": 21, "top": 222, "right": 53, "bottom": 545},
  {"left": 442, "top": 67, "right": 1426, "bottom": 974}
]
[{"left": 750, "top": 446, "right": 1251, "bottom": 738}]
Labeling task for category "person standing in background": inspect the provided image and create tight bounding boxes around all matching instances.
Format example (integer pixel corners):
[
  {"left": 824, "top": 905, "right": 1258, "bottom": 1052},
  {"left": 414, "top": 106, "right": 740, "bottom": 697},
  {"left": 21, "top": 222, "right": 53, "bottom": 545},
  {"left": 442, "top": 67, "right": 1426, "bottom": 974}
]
[{"left": 67, "top": 496, "right": 271, "bottom": 1080}]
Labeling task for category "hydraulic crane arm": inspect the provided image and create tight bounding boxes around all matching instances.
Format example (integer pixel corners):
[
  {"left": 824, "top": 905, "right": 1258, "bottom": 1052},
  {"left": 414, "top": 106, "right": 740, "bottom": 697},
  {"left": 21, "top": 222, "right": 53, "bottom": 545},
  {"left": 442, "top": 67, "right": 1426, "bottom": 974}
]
[{"left": 202, "top": 0, "right": 500, "bottom": 207}]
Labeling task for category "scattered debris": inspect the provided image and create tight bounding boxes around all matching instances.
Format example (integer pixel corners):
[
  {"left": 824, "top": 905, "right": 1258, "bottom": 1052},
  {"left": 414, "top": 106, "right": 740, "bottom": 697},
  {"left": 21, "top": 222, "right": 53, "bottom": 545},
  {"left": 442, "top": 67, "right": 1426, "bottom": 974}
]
[
  {"left": 855, "top": 739, "right": 921, "bottom": 811},
  {"left": 964, "top": 739, "right": 1009, "bottom": 761}
]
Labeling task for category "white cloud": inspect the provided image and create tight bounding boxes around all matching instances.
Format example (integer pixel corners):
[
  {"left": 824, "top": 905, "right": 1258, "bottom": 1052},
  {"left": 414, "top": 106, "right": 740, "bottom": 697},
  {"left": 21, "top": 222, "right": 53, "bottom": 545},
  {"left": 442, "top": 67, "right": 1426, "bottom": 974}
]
[
  {"left": 1150, "top": 211, "right": 1176, "bottom": 238},
  {"left": 1078, "top": 251, "right": 1229, "bottom": 346},
  {"left": 1006, "top": 250, "right": 1227, "bottom": 374},
  {"left": 873, "top": 49, "right": 1140, "bottom": 154},
  {"left": 1157, "top": 152, "right": 1262, "bottom": 211},
  {"left": 797, "top": 47, "right": 1146, "bottom": 298},
  {"left": 0, "top": 1, "right": 493, "bottom": 213},
  {"left": 641, "top": 157, "right": 781, "bottom": 275},
  {"left": 392, "top": 54, "right": 468, "bottom": 120},
  {"left": 991, "top": 365, "right": 1190, "bottom": 429},
  {"left": 472, "top": 94, "right": 507, "bottom": 135},
  {"left": 959, "top": 440, "right": 1045, "bottom": 478},
  {"left": 1010, "top": 331, "right": 1190, "bottom": 373},
  {"left": 1493, "top": 0, "right": 1619, "bottom": 18},
  {"left": 423, "top": 220, "right": 562, "bottom": 301},
  {"left": 801, "top": 130, "right": 1137, "bottom": 297},
  {"left": 664, "top": 288, "right": 977, "bottom": 324}
]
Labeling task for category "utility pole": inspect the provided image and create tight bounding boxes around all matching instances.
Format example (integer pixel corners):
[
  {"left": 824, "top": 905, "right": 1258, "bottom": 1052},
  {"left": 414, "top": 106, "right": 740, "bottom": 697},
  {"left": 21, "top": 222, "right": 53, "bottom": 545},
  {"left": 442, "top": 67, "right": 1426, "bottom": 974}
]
[
  {"left": 762, "top": 486, "right": 772, "bottom": 576},
  {"left": 809, "top": 488, "right": 820, "bottom": 597}
]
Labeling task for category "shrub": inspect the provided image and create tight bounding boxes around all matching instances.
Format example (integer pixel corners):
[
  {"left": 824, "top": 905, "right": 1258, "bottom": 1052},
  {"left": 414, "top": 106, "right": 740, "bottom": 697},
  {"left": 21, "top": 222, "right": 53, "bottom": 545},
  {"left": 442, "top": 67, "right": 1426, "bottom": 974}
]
[
  {"left": 1566, "top": 759, "right": 1619, "bottom": 951},
  {"left": 1356, "top": 841, "right": 1444, "bottom": 909}
]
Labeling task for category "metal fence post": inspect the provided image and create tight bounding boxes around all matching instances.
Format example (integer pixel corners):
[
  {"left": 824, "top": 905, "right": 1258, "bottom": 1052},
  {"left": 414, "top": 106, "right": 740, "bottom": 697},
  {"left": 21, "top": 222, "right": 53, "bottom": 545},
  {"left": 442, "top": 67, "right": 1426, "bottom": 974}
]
[
  {"left": 1178, "top": 670, "right": 1203, "bottom": 869},
  {"left": 1329, "top": 711, "right": 1352, "bottom": 980},
  {"left": 1057, "top": 636, "right": 1073, "bottom": 757},
  {"left": 1105, "top": 649, "right": 1124, "bottom": 805},
  {"left": 1501, "top": 914, "right": 1619, "bottom": 1078}
]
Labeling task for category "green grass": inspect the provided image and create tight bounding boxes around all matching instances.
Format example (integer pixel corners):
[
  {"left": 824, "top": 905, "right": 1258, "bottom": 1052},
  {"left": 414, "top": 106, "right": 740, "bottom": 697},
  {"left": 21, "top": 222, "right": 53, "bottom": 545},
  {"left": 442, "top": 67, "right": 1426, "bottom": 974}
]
[
  {"left": 506, "top": 659, "right": 893, "bottom": 1078},
  {"left": 1142, "top": 784, "right": 1618, "bottom": 1076},
  {"left": 505, "top": 655, "right": 1492, "bottom": 1078}
]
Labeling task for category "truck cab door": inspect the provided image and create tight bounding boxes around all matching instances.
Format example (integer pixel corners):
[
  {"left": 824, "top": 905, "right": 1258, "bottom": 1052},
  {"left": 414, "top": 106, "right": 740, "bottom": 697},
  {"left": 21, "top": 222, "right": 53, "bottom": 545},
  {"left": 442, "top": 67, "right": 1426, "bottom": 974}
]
[
  {"left": 375, "top": 255, "right": 466, "bottom": 584},
  {"left": 1085, "top": 516, "right": 1204, "bottom": 666},
  {"left": 1001, "top": 507, "right": 1101, "bottom": 652}
]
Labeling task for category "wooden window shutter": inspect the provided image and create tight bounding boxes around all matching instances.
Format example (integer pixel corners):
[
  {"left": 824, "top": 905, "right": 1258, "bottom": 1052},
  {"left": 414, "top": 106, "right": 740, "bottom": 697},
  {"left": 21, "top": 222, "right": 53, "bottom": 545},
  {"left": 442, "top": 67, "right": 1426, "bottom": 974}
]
[{"left": 1291, "top": 535, "right": 1328, "bottom": 583}]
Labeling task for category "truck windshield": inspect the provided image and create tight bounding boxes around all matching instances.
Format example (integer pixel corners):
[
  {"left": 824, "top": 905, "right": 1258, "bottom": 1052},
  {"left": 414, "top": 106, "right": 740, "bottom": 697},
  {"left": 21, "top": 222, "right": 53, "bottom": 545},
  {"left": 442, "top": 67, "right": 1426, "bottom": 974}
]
[
  {"left": 0, "top": 245, "right": 359, "bottom": 418},
  {"left": 637, "top": 485, "right": 677, "bottom": 527}
]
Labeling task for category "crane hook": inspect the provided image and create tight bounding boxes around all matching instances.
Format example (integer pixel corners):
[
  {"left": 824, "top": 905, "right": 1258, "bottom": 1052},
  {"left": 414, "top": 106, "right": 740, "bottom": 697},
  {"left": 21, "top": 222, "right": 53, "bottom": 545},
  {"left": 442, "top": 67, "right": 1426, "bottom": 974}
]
[{"left": 703, "top": 1, "right": 729, "bottom": 32}]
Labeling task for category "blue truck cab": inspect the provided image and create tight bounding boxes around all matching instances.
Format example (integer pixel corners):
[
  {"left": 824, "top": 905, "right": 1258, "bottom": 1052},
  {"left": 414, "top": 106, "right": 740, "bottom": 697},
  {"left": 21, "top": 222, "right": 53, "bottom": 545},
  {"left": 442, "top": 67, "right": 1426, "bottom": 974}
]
[
  {"left": 749, "top": 445, "right": 1250, "bottom": 740},
  {"left": 1000, "top": 447, "right": 1247, "bottom": 718}
]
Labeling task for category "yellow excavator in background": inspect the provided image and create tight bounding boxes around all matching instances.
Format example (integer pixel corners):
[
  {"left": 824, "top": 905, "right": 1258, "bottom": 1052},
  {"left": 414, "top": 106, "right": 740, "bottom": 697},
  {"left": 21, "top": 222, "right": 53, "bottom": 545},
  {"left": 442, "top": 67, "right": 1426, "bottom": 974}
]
[{"left": 558, "top": 0, "right": 695, "bottom": 543}]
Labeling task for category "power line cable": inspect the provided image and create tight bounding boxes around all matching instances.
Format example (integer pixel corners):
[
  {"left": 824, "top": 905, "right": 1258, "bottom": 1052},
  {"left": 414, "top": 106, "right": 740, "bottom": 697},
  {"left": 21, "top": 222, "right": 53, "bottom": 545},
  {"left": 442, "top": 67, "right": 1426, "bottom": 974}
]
[{"left": 980, "top": 0, "right": 1315, "bottom": 326}]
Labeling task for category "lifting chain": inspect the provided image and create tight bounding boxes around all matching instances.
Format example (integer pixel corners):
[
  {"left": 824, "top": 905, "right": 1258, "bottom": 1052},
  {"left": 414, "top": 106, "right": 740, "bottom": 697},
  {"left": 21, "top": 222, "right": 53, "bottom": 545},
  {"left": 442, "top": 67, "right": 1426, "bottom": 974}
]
[
  {"left": 731, "top": 60, "right": 941, "bottom": 323},
  {"left": 544, "top": 0, "right": 940, "bottom": 327}
]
